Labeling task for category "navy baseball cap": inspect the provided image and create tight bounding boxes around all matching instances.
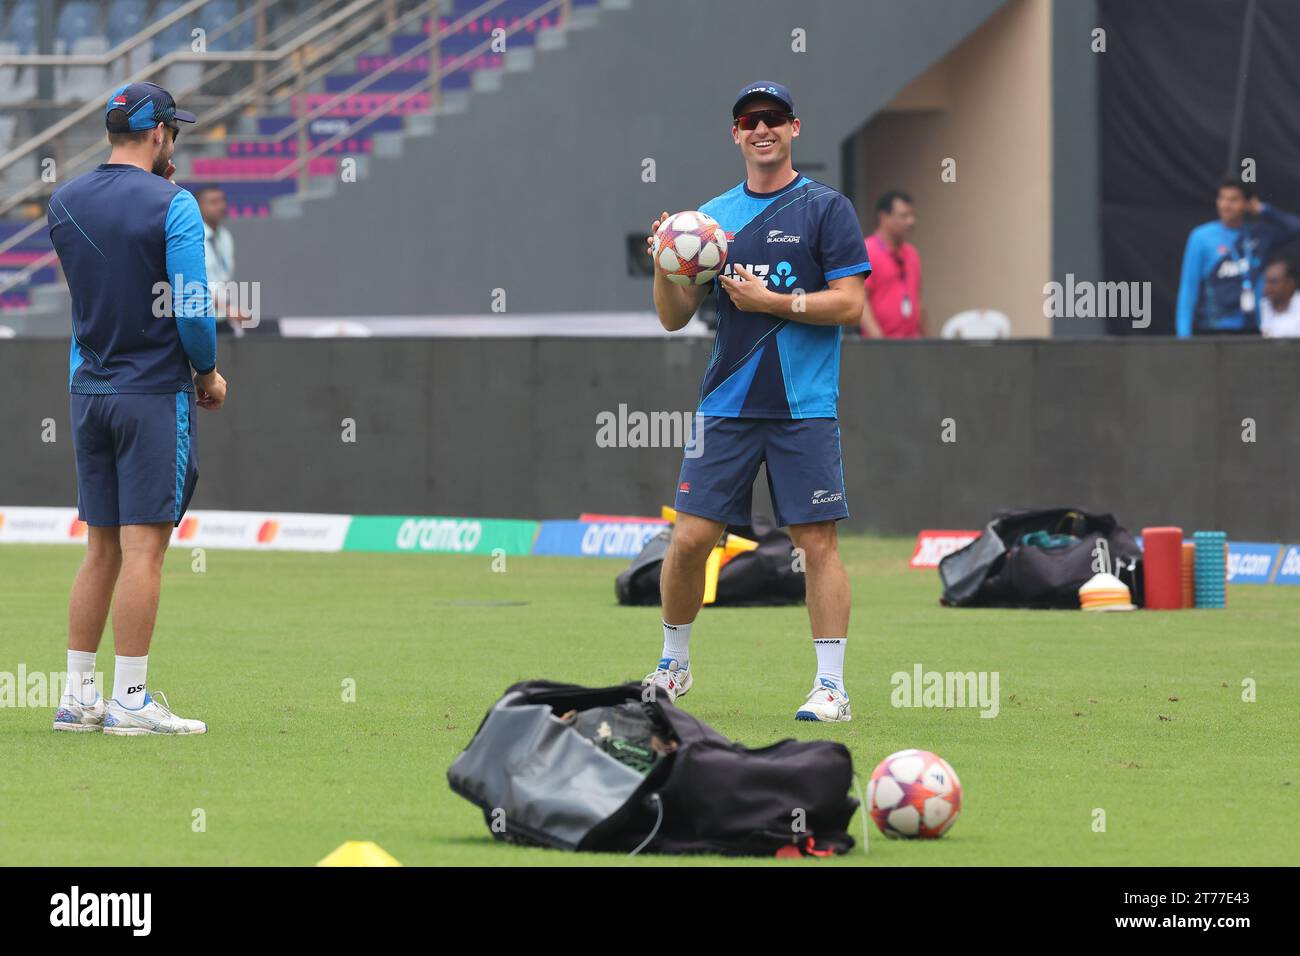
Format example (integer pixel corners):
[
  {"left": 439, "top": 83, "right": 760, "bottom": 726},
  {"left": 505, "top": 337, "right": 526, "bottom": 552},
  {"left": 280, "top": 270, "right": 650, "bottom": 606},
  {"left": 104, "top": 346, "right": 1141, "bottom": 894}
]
[
  {"left": 105, "top": 82, "right": 197, "bottom": 133},
  {"left": 732, "top": 81, "right": 794, "bottom": 120}
]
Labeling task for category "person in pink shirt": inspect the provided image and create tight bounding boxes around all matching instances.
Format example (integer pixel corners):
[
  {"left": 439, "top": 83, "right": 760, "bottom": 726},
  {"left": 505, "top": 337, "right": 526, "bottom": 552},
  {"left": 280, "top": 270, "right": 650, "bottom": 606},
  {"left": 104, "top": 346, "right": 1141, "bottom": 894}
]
[{"left": 860, "top": 190, "right": 926, "bottom": 338}]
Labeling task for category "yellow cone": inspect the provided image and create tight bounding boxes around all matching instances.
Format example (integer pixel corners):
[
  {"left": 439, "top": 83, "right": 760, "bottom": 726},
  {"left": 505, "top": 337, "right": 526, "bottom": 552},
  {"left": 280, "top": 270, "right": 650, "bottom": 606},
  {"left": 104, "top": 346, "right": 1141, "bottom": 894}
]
[{"left": 317, "top": 841, "right": 403, "bottom": 867}]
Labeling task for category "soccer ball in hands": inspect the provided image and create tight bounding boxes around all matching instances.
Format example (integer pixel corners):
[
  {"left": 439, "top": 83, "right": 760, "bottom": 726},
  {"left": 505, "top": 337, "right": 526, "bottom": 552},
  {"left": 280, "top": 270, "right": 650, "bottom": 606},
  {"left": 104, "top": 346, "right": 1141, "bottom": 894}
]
[
  {"left": 654, "top": 211, "right": 727, "bottom": 286},
  {"left": 867, "top": 749, "right": 962, "bottom": 839}
]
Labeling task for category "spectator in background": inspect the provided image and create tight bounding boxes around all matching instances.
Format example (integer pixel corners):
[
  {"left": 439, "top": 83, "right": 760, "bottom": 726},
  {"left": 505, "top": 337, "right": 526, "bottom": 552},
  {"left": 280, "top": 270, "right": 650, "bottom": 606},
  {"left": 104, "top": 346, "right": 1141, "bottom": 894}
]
[
  {"left": 1175, "top": 180, "right": 1300, "bottom": 337},
  {"left": 860, "top": 190, "right": 925, "bottom": 338},
  {"left": 197, "top": 186, "right": 244, "bottom": 336},
  {"left": 1261, "top": 258, "right": 1300, "bottom": 337}
]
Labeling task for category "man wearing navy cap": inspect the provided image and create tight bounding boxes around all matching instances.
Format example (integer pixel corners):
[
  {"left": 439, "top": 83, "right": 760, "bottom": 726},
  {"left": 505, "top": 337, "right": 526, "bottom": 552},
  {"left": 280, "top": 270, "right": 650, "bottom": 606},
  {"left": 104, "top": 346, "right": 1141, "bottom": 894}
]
[
  {"left": 48, "top": 81, "right": 226, "bottom": 736},
  {"left": 641, "top": 81, "right": 870, "bottom": 722}
]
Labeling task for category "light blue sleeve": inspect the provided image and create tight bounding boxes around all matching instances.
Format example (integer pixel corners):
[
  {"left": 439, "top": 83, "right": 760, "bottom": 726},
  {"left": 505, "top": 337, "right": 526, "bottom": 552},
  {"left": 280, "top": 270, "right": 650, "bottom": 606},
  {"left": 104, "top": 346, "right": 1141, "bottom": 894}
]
[
  {"left": 1175, "top": 230, "right": 1202, "bottom": 338},
  {"left": 164, "top": 190, "right": 217, "bottom": 375}
]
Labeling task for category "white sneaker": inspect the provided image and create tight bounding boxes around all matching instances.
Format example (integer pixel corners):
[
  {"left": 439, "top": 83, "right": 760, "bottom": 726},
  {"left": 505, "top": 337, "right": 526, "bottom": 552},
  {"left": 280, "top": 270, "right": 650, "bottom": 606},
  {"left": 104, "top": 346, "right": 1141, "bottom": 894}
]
[
  {"left": 53, "top": 695, "right": 106, "bottom": 732},
  {"left": 795, "top": 678, "right": 852, "bottom": 722},
  {"left": 641, "top": 657, "right": 692, "bottom": 704},
  {"left": 103, "top": 691, "right": 207, "bottom": 736}
]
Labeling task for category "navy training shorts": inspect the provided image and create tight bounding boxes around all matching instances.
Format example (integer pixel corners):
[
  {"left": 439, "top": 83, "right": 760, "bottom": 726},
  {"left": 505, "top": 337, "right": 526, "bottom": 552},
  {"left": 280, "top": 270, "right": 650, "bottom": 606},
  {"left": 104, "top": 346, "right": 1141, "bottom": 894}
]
[
  {"left": 70, "top": 391, "right": 199, "bottom": 527},
  {"left": 673, "top": 416, "right": 848, "bottom": 528}
]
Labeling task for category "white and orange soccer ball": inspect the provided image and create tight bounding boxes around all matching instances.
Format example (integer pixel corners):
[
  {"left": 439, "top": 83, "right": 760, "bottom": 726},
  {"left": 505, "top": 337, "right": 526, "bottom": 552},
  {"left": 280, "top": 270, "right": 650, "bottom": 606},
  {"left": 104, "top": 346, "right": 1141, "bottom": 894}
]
[
  {"left": 867, "top": 748, "right": 962, "bottom": 839},
  {"left": 654, "top": 211, "right": 727, "bottom": 286}
]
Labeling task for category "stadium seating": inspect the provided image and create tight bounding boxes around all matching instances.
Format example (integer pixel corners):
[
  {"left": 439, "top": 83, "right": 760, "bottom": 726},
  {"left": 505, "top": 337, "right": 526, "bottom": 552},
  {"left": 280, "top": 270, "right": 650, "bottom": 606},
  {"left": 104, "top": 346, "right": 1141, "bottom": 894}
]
[
  {"left": 55, "top": 1, "right": 109, "bottom": 104},
  {"left": 55, "top": 1, "right": 101, "bottom": 50},
  {"left": 5, "top": 0, "right": 38, "bottom": 54},
  {"left": 201, "top": 0, "right": 254, "bottom": 53},
  {"left": 107, "top": 0, "right": 155, "bottom": 73},
  {"left": 0, "top": 0, "right": 610, "bottom": 315},
  {"left": 153, "top": 0, "right": 196, "bottom": 51},
  {"left": 106, "top": 0, "right": 151, "bottom": 48}
]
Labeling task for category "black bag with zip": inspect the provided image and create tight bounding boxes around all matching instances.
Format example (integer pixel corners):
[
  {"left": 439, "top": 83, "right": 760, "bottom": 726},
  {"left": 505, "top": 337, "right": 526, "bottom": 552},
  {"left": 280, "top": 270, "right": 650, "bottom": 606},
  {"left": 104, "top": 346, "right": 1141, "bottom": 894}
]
[
  {"left": 448, "top": 680, "right": 858, "bottom": 857},
  {"left": 939, "top": 507, "right": 1142, "bottom": 608},
  {"left": 615, "top": 516, "right": 806, "bottom": 607}
]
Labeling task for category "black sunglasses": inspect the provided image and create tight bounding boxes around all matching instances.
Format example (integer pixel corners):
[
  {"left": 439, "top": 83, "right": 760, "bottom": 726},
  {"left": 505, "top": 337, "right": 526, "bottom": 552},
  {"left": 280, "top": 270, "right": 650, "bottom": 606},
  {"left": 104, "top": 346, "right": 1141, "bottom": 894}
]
[
  {"left": 164, "top": 123, "right": 180, "bottom": 143},
  {"left": 735, "top": 109, "right": 793, "bottom": 131}
]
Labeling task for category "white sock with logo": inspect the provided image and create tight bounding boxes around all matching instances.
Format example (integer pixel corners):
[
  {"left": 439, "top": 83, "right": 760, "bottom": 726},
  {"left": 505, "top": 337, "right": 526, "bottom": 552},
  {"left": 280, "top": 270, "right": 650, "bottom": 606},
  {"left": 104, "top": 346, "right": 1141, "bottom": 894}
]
[
  {"left": 813, "top": 638, "right": 846, "bottom": 693},
  {"left": 113, "top": 655, "right": 149, "bottom": 710},
  {"left": 661, "top": 620, "right": 692, "bottom": 668},
  {"left": 65, "top": 649, "right": 98, "bottom": 705}
]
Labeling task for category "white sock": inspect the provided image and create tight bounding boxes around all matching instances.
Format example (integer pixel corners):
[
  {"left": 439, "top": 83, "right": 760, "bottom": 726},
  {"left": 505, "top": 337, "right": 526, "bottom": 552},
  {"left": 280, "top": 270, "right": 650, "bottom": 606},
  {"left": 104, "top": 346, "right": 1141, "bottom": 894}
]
[
  {"left": 65, "top": 649, "right": 98, "bottom": 705},
  {"left": 813, "top": 638, "right": 846, "bottom": 692},
  {"left": 112, "top": 655, "right": 149, "bottom": 710},
  {"left": 661, "top": 620, "right": 692, "bottom": 667}
]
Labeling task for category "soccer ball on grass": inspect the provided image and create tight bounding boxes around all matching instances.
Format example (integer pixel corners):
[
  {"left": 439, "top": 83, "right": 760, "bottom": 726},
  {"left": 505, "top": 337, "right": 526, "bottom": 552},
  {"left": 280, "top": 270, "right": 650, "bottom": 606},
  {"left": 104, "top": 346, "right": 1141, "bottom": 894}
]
[{"left": 866, "top": 748, "right": 962, "bottom": 839}]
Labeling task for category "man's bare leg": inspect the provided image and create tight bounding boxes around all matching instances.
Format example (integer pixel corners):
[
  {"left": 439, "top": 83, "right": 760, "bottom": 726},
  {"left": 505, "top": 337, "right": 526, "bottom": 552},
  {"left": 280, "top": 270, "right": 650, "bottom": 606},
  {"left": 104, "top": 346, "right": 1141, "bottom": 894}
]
[
  {"left": 790, "top": 520, "right": 850, "bottom": 637},
  {"left": 644, "top": 512, "right": 726, "bottom": 700},
  {"left": 99, "top": 522, "right": 207, "bottom": 735},
  {"left": 789, "top": 520, "right": 852, "bottom": 721},
  {"left": 112, "top": 523, "right": 172, "bottom": 658},
  {"left": 69, "top": 525, "right": 122, "bottom": 653},
  {"left": 98, "top": 522, "right": 171, "bottom": 713},
  {"left": 58, "top": 526, "right": 122, "bottom": 718},
  {"left": 660, "top": 512, "right": 727, "bottom": 626}
]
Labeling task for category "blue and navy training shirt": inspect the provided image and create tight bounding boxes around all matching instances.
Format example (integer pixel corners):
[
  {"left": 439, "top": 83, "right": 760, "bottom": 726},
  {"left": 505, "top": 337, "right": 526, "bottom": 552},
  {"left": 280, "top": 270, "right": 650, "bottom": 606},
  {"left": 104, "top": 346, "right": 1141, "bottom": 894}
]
[
  {"left": 48, "top": 163, "right": 215, "bottom": 393},
  {"left": 697, "top": 174, "right": 870, "bottom": 419},
  {"left": 1175, "top": 204, "right": 1300, "bottom": 337}
]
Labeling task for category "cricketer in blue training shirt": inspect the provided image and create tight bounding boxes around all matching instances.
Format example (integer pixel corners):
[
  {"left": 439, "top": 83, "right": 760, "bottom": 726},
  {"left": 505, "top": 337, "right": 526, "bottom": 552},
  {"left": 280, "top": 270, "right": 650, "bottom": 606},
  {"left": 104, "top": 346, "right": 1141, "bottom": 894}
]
[
  {"left": 640, "top": 81, "right": 868, "bottom": 725},
  {"left": 49, "top": 81, "right": 223, "bottom": 738},
  {"left": 1175, "top": 180, "right": 1300, "bottom": 337}
]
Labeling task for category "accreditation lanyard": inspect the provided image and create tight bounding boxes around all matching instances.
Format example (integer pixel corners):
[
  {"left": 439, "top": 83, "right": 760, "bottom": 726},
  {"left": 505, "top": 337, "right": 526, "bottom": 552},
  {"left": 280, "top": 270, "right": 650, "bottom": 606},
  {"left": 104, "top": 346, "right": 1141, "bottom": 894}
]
[
  {"left": 893, "top": 248, "right": 913, "bottom": 318},
  {"left": 1234, "top": 230, "right": 1255, "bottom": 314}
]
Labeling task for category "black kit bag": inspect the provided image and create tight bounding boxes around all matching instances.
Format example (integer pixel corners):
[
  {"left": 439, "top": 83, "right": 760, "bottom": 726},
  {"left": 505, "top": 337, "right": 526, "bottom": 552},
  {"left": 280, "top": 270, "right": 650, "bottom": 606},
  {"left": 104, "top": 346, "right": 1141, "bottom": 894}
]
[
  {"left": 614, "top": 516, "right": 806, "bottom": 607},
  {"left": 447, "top": 680, "right": 859, "bottom": 857},
  {"left": 939, "top": 507, "right": 1142, "bottom": 609}
]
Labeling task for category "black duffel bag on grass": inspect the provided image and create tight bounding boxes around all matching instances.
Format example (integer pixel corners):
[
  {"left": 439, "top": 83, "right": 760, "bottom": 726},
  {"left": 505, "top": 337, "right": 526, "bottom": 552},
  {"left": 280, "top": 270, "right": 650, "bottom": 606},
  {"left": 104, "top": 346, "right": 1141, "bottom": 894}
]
[
  {"left": 939, "top": 507, "right": 1142, "bottom": 608},
  {"left": 615, "top": 516, "right": 806, "bottom": 607},
  {"left": 447, "top": 680, "right": 859, "bottom": 857}
]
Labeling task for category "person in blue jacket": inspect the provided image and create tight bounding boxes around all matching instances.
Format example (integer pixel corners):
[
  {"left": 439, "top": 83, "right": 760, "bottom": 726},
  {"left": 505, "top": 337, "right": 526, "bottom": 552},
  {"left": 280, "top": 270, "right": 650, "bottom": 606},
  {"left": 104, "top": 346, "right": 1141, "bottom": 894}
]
[{"left": 1176, "top": 180, "right": 1300, "bottom": 337}]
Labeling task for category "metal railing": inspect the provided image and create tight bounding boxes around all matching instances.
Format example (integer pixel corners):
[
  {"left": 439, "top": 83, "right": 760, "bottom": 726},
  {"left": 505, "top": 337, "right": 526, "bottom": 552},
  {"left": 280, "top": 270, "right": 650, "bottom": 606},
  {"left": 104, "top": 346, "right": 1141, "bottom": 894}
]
[
  {"left": 0, "top": 0, "right": 576, "bottom": 300},
  {"left": 277, "top": 0, "right": 567, "bottom": 183},
  {"left": 0, "top": 0, "right": 386, "bottom": 210},
  {"left": 0, "top": 0, "right": 393, "bottom": 288}
]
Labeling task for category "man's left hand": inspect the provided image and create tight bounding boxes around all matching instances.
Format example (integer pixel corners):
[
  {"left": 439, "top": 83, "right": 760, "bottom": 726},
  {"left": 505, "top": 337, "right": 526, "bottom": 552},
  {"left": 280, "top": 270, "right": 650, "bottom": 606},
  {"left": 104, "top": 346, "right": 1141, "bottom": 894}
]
[{"left": 719, "top": 264, "right": 775, "bottom": 313}]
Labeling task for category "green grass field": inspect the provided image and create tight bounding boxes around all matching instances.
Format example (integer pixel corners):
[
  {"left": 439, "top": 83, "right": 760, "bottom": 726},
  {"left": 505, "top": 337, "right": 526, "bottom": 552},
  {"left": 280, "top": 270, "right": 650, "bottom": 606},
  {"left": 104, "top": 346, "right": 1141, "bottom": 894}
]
[{"left": 1, "top": 537, "right": 1295, "bottom": 867}]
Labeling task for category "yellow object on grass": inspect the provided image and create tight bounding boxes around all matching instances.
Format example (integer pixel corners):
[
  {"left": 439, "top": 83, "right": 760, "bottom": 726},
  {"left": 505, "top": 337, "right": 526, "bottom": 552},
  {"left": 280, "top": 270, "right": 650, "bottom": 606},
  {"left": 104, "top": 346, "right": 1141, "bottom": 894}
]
[{"left": 316, "top": 841, "right": 403, "bottom": 867}]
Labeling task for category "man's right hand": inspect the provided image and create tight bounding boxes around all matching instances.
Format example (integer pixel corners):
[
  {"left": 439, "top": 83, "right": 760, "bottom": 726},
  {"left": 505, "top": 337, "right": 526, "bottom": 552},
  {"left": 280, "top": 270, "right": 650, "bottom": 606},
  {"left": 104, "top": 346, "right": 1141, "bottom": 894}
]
[{"left": 195, "top": 369, "right": 227, "bottom": 410}]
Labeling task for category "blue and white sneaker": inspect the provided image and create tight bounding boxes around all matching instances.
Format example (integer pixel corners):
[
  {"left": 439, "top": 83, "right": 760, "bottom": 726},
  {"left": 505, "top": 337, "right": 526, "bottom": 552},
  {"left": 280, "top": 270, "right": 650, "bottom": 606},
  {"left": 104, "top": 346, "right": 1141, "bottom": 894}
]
[
  {"left": 795, "top": 678, "right": 852, "bottom": 722},
  {"left": 103, "top": 691, "right": 207, "bottom": 736},
  {"left": 53, "top": 695, "right": 106, "bottom": 732},
  {"left": 641, "top": 657, "right": 692, "bottom": 704}
]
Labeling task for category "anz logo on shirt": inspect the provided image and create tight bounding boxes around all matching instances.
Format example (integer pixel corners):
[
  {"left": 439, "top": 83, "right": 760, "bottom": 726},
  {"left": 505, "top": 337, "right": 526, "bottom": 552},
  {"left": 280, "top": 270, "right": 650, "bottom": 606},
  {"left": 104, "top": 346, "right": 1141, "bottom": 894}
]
[
  {"left": 1215, "top": 256, "right": 1253, "bottom": 279},
  {"left": 1214, "top": 237, "right": 1257, "bottom": 279},
  {"left": 722, "top": 261, "right": 799, "bottom": 289}
]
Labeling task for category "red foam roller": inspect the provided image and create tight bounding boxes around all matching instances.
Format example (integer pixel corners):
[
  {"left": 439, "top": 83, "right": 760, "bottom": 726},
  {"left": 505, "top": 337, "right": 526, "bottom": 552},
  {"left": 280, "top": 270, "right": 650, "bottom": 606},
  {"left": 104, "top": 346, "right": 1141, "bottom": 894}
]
[{"left": 1143, "top": 526, "right": 1184, "bottom": 609}]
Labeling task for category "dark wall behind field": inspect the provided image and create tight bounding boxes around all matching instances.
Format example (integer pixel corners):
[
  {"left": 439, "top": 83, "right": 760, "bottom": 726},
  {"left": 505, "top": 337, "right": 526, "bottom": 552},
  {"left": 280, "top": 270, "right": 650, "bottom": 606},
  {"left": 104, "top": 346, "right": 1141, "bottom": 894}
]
[
  {"left": 1099, "top": 0, "right": 1300, "bottom": 335},
  {"left": 2, "top": 338, "right": 1297, "bottom": 541}
]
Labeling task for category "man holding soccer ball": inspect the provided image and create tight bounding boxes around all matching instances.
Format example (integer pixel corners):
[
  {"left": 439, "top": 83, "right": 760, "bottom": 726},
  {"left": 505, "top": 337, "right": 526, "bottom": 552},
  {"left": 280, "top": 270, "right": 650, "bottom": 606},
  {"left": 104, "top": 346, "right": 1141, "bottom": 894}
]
[{"left": 643, "top": 81, "right": 870, "bottom": 722}]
